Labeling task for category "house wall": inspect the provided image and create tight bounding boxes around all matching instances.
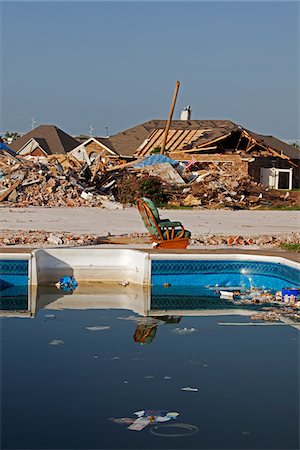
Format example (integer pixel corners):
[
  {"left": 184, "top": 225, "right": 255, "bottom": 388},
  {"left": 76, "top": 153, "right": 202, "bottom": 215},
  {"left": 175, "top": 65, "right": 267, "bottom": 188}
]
[
  {"left": 85, "top": 141, "right": 109, "bottom": 157},
  {"left": 30, "top": 147, "right": 47, "bottom": 157},
  {"left": 249, "top": 157, "right": 299, "bottom": 188}
]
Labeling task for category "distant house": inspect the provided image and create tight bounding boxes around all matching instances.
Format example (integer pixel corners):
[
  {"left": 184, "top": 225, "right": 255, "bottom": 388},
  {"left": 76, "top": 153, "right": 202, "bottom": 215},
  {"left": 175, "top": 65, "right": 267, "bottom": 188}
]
[
  {"left": 107, "top": 119, "right": 300, "bottom": 189},
  {"left": 9, "top": 125, "right": 80, "bottom": 156},
  {"left": 70, "top": 137, "right": 120, "bottom": 164}
]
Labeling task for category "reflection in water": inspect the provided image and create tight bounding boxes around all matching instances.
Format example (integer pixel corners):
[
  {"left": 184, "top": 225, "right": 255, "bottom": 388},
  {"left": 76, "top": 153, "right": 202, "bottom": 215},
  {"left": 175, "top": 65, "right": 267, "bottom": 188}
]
[
  {"left": 133, "top": 316, "right": 181, "bottom": 345},
  {"left": 1, "top": 284, "right": 299, "bottom": 449}
]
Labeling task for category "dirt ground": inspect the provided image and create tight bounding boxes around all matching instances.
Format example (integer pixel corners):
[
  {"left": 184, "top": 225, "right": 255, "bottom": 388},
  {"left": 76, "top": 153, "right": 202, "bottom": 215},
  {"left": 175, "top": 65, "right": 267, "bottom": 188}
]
[{"left": 1, "top": 207, "right": 299, "bottom": 236}]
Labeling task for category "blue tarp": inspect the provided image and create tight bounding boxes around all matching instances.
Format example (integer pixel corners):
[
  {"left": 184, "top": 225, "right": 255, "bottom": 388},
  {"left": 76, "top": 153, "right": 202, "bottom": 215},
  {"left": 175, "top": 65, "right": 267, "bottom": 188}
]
[
  {"left": 133, "top": 154, "right": 178, "bottom": 168},
  {"left": 0, "top": 142, "right": 16, "bottom": 155}
]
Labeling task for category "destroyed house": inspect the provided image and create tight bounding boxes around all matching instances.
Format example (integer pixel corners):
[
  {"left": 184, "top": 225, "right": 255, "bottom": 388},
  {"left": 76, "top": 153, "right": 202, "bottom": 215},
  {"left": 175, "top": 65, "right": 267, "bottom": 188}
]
[
  {"left": 9, "top": 125, "right": 80, "bottom": 156},
  {"left": 70, "top": 137, "right": 120, "bottom": 164},
  {"left": 108, "top": 120, "right": 299, "bottom": 189}
]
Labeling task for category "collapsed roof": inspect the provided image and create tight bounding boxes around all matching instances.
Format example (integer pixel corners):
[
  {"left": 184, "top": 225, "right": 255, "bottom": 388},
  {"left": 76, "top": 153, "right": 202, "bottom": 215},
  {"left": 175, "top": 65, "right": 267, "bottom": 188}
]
[{"left": 106, "top": 119, "right": 299, "bottom": 161}]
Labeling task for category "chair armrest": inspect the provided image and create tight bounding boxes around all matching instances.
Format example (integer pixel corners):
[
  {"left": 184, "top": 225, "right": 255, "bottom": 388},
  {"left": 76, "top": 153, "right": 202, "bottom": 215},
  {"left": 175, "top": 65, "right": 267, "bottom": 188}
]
[{"left": 159, "top": 221, "right": 182, "bottom": 228}]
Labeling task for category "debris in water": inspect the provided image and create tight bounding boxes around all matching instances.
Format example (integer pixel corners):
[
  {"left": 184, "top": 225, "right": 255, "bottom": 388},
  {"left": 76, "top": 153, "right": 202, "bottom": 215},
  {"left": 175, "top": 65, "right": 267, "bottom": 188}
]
[
  {"left": 171, "top": 327, "right": 197, "bottom": 334},
  {"left": 85, "top": 325, "right": 110, "bottom": 331},
  {"left": 49, "top": 339, "right": 64, "bottom": 346}
]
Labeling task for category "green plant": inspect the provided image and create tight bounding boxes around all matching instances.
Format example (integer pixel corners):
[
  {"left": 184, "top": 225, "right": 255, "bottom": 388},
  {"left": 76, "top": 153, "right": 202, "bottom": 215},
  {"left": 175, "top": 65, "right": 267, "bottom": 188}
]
[
  {"left": 138, "top": 176, "right": 169, "bottom": 206},
  {"left": 117, "top": 174, "right": 140, "bottom": 205},
  {"left": 280, "top": 243, "right": 300, "bottom": 252},
  {"left": 150, "top": 146, "right": 161, "bottom": 154}
]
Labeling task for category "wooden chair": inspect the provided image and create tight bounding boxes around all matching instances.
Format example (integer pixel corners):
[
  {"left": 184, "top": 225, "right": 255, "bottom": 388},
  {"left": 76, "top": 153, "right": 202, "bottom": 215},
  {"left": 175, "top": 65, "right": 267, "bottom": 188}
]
[{"left": 137, "top": 197, "right": 191, "bottom": 249}]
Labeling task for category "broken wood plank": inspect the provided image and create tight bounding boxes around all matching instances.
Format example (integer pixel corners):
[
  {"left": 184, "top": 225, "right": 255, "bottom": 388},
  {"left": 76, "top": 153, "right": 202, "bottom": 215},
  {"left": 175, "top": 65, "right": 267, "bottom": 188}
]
[
  {"left": 106, "top": 159, "right": 142, "bottom": 172},
  {"left": 0, "top": 177, "right": 23, "bottom": 202}
]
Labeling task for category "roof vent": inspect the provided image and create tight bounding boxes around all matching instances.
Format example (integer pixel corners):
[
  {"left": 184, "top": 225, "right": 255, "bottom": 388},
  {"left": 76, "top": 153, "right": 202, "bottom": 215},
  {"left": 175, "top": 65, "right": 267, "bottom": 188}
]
[{"left": 180, "top": 106, "right": 191, "bottom": 120}]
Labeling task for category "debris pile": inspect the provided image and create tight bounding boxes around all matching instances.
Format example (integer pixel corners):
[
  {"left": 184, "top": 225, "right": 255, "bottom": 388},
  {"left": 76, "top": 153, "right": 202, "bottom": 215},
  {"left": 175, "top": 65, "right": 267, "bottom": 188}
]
[
  {"left": 0, "top": 229, "right": 299, "bottom": 247},
  {"left": 0, "top": 153, "right": 121, "bottom": 207},
  {"left": 0, "top": 152, "right": 298, "bottom": 209},
  {"left": 172, "top": 162, "right": 297, "bottom": 209},
  {"left": 215, "top": 286, "right": 300, "bottom": 323},
  {"left": 190, "top": 232, "right": 300, "bottom": 247},
  {"left": 0, "top": 230, "right": 108, "bottom": 246}
]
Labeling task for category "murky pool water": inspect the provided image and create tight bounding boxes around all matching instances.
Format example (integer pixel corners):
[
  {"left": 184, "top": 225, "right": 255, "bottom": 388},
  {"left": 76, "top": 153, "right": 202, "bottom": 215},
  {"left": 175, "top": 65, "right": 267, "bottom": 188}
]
[{"left": 1, "top": 290, "right": 299, "bottom": 449}]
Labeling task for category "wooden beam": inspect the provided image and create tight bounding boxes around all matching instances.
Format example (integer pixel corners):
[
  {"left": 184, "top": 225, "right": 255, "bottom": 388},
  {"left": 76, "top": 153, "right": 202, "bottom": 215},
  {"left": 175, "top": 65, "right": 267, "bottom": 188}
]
[
  {"left": 170, "top": 146, "right": 217, "bottom": 154},
  {"left": 160, "top": 80, "right": 180, "bottom": 154},
  {"left": 195, "top": 132, "right": 233, "bottom": 149},
  {"left": 169, "top": 152, "right": 244, "bottom": 162}
]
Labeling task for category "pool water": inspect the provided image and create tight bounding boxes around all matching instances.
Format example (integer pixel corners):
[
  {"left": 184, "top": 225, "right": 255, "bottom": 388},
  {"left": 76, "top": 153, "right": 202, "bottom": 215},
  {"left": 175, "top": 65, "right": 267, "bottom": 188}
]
[
  {"left": 1, "top": 294, "right": 299, "bottom": 450},
  {"left": 152, "top": 260, "right": 300, "bottom": 292}
]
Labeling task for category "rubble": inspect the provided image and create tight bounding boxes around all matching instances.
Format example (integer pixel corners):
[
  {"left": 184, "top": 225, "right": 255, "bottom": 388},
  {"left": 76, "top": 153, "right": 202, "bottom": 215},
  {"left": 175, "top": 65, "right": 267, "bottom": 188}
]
[
  {"left": 0, "top": 153, "right": 122, "bottom": 207},
  {"left": 0, "top": 152, "right": 298, "bottom": 209},
  {"left": 0, "top": 229, "right": 299, "bottom": 248},
  {"left": 176, "top": 162, "right": 299, "bottom": 209}
]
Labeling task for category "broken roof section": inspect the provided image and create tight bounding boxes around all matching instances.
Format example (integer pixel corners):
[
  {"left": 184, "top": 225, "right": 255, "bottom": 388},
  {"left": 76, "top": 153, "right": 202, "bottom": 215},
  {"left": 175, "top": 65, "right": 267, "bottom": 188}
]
[
  {"left": 107, "top": 119, "right": 298, "bottom": 162},
  {"left": 243, "top": 130, "right": 300, "bottom": 160},
  {"left": 108, "top": 119, "right": 236, "bottom": 157},
  {"left": 10, "top": 125, "right": 81, "bottom": 155}
]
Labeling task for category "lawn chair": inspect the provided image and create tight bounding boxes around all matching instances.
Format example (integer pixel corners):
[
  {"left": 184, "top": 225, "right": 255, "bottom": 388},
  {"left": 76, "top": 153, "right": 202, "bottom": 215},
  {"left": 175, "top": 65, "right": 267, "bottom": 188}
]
[{"left": 137, "top": 197, "right": 191, "bottom": 249}]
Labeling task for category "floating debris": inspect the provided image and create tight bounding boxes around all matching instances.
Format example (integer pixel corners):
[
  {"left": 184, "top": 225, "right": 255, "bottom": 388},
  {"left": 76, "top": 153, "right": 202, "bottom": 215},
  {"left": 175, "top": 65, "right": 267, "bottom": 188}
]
[
  {"left": 85, "top": 326, "right": 110, "bottom": 331},
  {"left": 171, "top": 327, "right": 197, "bottom": 335},
  {"left": 49, "top": 339, "right": 64, "bottom": 346},
  {"left": 181, "top": 387, "right": 198, "bottom": 392}
]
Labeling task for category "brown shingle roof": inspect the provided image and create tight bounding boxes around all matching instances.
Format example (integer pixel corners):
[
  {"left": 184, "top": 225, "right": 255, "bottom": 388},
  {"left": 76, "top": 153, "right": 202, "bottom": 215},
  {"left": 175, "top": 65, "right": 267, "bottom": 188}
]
[
  {"left": 10, "top": 125, "right": 80, "bottom": 155},
  {"left": 94, "top": 137, "right": 119, "bottom": 155},
  {"left": 108, "top": 119, "right": 237, "bottom": 157},
  {"left": 109, "top": 119, "right": 298, "bottom": 161}
]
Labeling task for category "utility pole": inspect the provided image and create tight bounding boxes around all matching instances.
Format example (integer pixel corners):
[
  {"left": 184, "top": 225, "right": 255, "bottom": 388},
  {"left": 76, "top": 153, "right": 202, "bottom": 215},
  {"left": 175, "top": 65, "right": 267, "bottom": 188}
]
[
  {"left": 89, "top": 124, "right": 94, "bottom": 138},
  {"left": 160, "top": 80, "right": 180, "bottom": 155},
  {"left": 31, "top": 117, "right": 36, "bottom": 130}
]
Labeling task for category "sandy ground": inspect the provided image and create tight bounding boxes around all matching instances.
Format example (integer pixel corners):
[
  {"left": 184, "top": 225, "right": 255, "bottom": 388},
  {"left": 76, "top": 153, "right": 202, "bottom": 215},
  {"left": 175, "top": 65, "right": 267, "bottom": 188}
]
[{"left": 0, "top": 207, "right": 299, "bottom": 236}]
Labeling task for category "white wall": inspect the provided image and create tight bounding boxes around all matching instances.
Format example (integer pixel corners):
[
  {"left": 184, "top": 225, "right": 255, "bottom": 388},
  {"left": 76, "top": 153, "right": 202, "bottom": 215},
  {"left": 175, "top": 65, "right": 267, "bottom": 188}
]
[{"left": 31, "top": 248, "right": 151, "bottom": 286}]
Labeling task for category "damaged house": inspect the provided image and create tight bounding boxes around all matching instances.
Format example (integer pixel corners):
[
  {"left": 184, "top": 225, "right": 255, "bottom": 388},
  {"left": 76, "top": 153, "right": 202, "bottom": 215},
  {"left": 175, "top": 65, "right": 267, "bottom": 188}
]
[
  {"left": 106, "top": 119, "right": 299, "bottom": 189},
  {"left": 70, "top": 136, "right": 121, "bottom": 165},
  {"left": 9, "top": 125, "right": 81, "bottom": 157}
]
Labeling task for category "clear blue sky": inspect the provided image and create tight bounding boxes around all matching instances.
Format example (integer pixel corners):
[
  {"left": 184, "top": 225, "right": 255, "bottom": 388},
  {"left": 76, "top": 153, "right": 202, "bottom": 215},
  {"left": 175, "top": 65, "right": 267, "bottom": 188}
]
[{"left": 1, "top": 1, "right": 299, "bottom": 140}]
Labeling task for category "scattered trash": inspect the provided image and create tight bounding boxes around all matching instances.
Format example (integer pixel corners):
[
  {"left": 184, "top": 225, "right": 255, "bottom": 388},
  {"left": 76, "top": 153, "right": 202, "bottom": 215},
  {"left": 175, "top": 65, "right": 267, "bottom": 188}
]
[
  {"left": 219, "top": 290, "right": 234, "bottom": 300},
  {"left": 49, "top": 339, "right": 64, "bottom": 346},
  {"left": 111, "top": 410, "right": 180, "bottom": 432},
  {"left": 85, "top": 326, "right": 110, "bottom": 331},
  {"left": 128, "top": 417, "right": 151, "bottom": 431},
  {"left": 281, "top": 287, "right": 300, "bottom": 303},
  {"left": 55, "top": 276, "right": 78, "bottom": 292},
  {"left": 47, "top": 235, "right": 63, "bottom": 245},
  {"left": 44, "top": 314, "right": 56, "bottom": 320},
  {"left": 171, "top": 327, "right": 197, "bottom": 334},
  {"left": 181, "top": 387, "right": 198, "bottom": 392},
  {"left": 119, "top": 280, "right": 129, "bottom": 287},
  {"left": 164, "top": 283, "right": 171, "bottom": 288}
]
